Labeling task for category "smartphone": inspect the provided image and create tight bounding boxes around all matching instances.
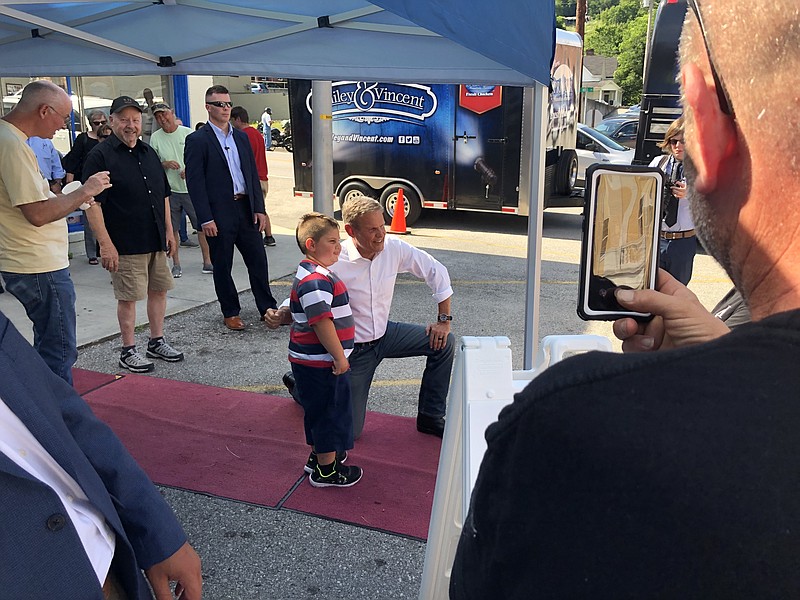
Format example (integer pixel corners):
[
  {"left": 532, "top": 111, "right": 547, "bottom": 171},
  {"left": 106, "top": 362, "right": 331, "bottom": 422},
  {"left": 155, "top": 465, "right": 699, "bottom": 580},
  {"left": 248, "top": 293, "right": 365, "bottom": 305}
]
[{"left": 577, "top": 164, "right": 665, "bottom": 321}]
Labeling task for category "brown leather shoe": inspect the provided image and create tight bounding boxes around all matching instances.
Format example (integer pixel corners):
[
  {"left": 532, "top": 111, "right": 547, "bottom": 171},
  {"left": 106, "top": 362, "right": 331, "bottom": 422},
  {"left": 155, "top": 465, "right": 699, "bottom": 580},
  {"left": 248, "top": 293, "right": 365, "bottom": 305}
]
[{"left": 223, "top": 315, "right": 245, "bottom": 331}]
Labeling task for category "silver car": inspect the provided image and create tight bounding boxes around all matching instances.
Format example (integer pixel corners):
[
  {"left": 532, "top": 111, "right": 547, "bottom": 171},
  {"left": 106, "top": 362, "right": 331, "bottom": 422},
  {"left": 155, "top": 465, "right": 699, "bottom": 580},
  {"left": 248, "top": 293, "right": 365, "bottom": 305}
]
[{"left": 575, "top": 123, "right": 635, "bottom": 187}]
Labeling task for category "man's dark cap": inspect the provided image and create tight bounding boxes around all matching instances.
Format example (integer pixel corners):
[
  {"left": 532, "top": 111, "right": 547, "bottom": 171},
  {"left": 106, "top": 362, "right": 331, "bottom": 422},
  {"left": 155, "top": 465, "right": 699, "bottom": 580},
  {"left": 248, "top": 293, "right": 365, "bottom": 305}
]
[
  {"left": 110, "top": 96, "right": 143, "bottom": 114},
  {"left": 150, "top": 102, "right": 171, "bottom": 114}
]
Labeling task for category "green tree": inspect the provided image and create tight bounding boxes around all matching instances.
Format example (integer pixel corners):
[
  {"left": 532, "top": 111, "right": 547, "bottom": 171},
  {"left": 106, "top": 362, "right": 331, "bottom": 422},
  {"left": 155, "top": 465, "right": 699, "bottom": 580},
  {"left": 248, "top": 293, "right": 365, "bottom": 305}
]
[
  {"left": 555, "top": 0, "right": 577, "bottom": 17},
  {"left": 585, "top": 0, "right": 644, "bottom": 55},
  {"left": 588, "top": 0, "right": 621, "bottom": 17},
  {"left": 614, "top": 13, "right": 649, "bottom": 104}
]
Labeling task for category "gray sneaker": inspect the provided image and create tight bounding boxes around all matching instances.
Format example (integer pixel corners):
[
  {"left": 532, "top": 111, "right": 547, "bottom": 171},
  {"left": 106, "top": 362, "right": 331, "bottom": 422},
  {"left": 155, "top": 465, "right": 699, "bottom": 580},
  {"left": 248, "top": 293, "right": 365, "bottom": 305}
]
[
  {"left": 146, "top": 338, "right": 184, "bottom": 362},
  {"left": 202, "top": 263, "right": 213, "bottom": 274},
  {"left": 119, "top": 348, "right": 154, "bottom": 373},
  {"left": 180, "top": 239, "right": 199, "bottom": 248},
  {"left": 171, "top": 264, "right": 182, "bottom": 278}
]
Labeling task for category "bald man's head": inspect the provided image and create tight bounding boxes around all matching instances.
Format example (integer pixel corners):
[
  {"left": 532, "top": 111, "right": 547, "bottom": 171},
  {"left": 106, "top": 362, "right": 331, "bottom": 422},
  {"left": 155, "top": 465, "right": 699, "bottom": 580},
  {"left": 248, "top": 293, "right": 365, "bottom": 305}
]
[{"left": 16, "top": 80, "right": 70, "bottom": 114}]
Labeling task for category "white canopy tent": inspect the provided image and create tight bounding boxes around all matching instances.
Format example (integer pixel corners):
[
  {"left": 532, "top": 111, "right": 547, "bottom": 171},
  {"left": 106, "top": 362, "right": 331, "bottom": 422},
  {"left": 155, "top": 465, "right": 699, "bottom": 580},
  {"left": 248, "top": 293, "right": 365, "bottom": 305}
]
[{"left": 0, "top": 0, "right": 557, "bottom": 366}]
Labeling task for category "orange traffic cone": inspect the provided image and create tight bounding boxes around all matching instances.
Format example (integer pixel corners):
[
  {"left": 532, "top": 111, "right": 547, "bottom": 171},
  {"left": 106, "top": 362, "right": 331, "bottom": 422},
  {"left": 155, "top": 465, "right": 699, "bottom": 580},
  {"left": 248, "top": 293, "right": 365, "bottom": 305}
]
[{"left": 388, "top": 187, "right": 410, "bottom": 235}]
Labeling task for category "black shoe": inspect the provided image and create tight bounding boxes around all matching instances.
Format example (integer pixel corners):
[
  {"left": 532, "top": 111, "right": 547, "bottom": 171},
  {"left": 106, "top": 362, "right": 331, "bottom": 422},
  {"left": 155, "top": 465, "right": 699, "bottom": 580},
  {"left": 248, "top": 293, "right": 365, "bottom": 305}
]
[
  {"left": 282, "top": 371, "right": 301, "bottom": 404},
  {"left": 264, "top": 235, "right": 277, "bottom": 247},
  {"left": 309, "top": 462, "right": 363, "bottom": 488},
  {"left": 416, "top": 413, "right": 445, "bottom": 438},
  {"left": 304, "top": 450, "right": 348, "bottom": 474}
]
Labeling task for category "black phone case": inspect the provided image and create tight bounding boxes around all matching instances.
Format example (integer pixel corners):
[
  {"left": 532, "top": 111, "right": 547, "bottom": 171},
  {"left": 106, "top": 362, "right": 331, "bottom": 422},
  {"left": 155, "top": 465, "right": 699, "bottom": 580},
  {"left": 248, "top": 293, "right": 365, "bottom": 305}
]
[{"left": 577, "top": 164, "right": 664, "bottom": 322}]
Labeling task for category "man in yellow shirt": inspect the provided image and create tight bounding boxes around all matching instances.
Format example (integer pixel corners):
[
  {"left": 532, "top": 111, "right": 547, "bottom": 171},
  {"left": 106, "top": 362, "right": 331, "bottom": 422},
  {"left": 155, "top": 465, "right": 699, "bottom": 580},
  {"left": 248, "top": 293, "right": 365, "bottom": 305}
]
[{"left": 0, "top": 80, "right": 110, "bottom": 384}]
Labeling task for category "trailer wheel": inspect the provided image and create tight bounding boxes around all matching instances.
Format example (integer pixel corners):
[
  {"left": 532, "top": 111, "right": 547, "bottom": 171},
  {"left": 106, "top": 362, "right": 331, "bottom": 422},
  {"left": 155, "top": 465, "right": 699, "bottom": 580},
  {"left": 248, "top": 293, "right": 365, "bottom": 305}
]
[
  {"left": 555, "top": 150, "right": 578, "bottom": 196},
  {"left": 380, "top": 184, "right": 422, "bottom": 226},
  {"left": 338, "top": 181, "right": 376, "bottom": 208}
]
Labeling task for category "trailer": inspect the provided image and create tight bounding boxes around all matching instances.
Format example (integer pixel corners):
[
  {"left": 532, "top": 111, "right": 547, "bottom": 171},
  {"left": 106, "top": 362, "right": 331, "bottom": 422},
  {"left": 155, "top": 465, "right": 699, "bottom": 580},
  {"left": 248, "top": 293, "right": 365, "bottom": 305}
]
[{"left": 290, "top": 30, "right": 583, "bottom": 225}]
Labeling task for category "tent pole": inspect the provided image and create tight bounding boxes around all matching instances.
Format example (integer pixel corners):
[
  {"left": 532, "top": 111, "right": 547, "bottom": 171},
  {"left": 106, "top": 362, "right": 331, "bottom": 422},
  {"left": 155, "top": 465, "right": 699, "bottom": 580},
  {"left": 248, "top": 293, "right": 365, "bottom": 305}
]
[
  {"left": 522, "top": 82, "right": 548, "bottom": 370},
  {"left": 311, "top": 80, "right": 334, "bottom": 216}
]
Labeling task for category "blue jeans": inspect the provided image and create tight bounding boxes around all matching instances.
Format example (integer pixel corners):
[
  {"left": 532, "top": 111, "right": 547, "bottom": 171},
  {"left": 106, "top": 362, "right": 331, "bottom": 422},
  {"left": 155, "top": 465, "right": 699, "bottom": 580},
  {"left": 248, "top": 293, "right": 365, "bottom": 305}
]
[
  {"left": 659, "top": 236, "right": 698, "bottom": 286},
  {"left": 349, "top": 321, "right": 454, "bottom": 439},
  {"left": 0, "top": 268, "right": 77, "bottom": 385}
]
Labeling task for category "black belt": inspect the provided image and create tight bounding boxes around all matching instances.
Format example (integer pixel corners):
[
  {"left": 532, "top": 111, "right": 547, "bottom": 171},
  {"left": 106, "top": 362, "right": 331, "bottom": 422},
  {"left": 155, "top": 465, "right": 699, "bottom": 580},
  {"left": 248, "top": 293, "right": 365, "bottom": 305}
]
[
  {"left": 354, "top": 337, "right": 382, "bottom": 349},
  {"left": 234, "top": 193, "right": 248, "bottom": 201}
]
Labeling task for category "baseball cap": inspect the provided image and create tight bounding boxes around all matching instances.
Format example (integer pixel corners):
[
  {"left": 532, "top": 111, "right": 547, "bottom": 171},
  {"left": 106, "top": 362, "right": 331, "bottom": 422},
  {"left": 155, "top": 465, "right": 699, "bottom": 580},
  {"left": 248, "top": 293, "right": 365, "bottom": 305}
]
[
  {"left": 110, "top": 96, "right": 143, "bottom": 114},
  {"left": 150, "top": 102, "right": 171, "bottom": 114}
]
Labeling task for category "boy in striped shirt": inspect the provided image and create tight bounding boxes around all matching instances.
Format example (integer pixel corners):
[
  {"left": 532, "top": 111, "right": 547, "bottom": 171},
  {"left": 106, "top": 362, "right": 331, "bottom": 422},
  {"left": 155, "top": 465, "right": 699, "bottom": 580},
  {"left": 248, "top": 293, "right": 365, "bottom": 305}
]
[{"left": 289, "top": 213, "right": 363, "bottom": 488}]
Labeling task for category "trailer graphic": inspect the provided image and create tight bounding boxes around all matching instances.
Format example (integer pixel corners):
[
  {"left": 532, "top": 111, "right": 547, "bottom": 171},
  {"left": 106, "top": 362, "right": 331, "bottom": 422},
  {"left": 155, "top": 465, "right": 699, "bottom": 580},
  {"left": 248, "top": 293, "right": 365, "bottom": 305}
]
[{"left": 290, "top": 30, "right": 583, "bottom": 225}]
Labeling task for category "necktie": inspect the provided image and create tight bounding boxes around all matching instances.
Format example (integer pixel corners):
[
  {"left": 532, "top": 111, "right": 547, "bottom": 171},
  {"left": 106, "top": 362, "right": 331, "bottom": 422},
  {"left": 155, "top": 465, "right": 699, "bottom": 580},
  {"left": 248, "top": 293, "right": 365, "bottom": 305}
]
[{"left": 663, "top": 161, "right": 682, "bottom": 227}]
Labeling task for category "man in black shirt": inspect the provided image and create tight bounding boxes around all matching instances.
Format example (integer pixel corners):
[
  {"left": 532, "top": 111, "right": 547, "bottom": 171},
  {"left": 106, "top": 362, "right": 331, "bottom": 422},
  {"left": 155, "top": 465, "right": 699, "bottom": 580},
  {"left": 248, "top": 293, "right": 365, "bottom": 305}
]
[
  {"left": 451, "top": 2, "right": 800, "bottom": 597},
  {"left": 83, "top": 96, "right": 184, "bottom": 373}
]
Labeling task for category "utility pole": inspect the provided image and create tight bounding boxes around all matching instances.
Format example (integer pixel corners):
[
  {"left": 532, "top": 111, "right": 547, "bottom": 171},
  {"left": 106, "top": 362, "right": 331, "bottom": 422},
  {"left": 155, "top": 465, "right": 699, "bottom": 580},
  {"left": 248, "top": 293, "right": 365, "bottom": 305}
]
[{"left": 576, "top": 0, "right": 587, "bottom": 40}]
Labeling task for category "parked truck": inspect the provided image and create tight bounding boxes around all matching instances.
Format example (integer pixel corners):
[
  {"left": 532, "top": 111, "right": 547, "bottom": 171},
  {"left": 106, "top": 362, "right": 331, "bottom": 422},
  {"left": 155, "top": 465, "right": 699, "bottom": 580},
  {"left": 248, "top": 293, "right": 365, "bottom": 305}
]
[
  {"left": 290, "top": 30, "right": 583, "bottom": 225},
  {"left": 634, "top": 0, "right": 686, "bottom": 166}
]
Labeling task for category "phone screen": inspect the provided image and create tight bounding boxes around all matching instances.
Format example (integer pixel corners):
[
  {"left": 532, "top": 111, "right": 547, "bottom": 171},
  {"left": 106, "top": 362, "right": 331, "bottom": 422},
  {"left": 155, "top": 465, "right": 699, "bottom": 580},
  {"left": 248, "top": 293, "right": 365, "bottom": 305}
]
[{"left": 578, "top": 165, "right": 664, "bottom": 321}]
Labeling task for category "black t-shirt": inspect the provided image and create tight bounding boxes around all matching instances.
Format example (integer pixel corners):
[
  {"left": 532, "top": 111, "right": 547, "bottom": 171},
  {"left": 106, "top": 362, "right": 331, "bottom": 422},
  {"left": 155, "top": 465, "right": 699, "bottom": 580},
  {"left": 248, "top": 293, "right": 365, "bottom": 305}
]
[
  {"left": 82, "top": 134, "right": 170, "bottom": 255},
  {"left": 451, "top": 309, "right": 800, "bottom": 599}
]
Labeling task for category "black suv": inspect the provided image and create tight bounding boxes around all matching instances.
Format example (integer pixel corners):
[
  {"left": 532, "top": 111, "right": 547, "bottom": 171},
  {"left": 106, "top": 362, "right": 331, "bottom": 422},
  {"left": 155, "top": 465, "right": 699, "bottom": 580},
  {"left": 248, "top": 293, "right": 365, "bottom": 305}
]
[{"left": 594, "top": 117, "right": 639, "bottom": 149}]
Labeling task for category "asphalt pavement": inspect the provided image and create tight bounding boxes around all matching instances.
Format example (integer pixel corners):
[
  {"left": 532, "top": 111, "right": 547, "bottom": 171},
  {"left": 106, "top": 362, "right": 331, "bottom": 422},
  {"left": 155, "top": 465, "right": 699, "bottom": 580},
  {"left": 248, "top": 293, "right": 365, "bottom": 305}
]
[{"left": 0, "top": 148, "right": 733, "bottom": 599}]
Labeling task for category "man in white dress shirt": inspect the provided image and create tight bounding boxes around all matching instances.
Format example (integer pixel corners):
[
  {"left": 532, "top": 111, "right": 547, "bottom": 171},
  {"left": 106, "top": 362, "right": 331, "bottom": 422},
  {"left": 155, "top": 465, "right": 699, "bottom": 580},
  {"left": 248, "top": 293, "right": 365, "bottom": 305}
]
[{"left": 266, "top": 197, "right": 454, "bottom": 439}]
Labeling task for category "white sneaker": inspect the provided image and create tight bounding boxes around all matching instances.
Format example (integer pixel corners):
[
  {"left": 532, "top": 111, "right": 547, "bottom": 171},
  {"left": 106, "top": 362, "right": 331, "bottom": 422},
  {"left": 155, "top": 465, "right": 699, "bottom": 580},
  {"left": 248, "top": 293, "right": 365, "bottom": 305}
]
[
  {"left": 119, "top": 348, "right": 154, "bottom": 373},
  {"left": 146, "top": 338, "right": 184, "bottom": 362}
]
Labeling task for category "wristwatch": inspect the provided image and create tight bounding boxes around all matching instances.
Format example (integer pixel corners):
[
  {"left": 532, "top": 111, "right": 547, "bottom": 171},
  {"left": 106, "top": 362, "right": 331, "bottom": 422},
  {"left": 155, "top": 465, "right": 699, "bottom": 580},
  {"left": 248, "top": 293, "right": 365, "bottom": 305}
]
[{"left": 438, "top": 314, "right": 453, "bottom": 322}]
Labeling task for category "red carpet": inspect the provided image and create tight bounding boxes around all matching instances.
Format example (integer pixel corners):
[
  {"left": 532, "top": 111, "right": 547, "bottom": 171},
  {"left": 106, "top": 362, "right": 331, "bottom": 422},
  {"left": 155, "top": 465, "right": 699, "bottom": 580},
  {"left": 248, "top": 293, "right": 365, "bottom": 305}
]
[
  {"left": 78, "top": 371, "right": 440, "bottom": 539},
  {"left": 73, "top": 368, "right": 119, "bottom": 395}
]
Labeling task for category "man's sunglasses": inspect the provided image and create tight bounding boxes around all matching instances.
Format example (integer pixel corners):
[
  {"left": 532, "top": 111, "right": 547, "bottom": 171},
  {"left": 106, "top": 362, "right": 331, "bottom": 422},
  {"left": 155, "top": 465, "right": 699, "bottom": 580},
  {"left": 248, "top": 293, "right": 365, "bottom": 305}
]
[
  {"left": 206, "top": 101, "right": 233, "bottom": 108},
  {"left": 686, "top": 0, "right": 734, "bottom": 117}
]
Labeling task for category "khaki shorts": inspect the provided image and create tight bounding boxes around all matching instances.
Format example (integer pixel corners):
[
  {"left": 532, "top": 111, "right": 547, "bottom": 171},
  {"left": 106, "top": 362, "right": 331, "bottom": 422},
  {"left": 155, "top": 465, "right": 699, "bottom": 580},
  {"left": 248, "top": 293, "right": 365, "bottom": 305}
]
[
  {"left": 260, "top": 180, "right": 269, "bottom": 205},
  {"left": 111, "top": 252, "right": 174, "bottom": 301}
]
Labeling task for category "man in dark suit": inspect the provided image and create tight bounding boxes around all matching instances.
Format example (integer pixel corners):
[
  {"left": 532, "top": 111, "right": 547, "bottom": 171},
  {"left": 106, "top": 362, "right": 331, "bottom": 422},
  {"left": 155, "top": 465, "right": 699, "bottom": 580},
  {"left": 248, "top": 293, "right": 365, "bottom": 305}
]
[
  {"left": 184, "top": 85, "right": 277, "bottom": 331},
  {"left": 0, "top": 310, "right": 202, "bottom": 599}
]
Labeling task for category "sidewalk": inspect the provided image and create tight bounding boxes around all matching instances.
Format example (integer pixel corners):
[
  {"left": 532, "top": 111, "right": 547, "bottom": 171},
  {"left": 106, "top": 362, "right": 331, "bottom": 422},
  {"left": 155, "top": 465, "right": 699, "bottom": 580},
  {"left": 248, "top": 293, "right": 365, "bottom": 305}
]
[{"left": 0, "top": 229, "right": 300, "bottom": 348}]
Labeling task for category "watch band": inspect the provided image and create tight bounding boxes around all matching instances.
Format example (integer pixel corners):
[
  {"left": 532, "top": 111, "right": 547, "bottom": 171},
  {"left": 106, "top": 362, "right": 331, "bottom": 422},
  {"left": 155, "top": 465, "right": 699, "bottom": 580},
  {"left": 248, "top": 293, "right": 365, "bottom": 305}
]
[{"left": 438, "top": 313, "right": 453, "bottom": 322}]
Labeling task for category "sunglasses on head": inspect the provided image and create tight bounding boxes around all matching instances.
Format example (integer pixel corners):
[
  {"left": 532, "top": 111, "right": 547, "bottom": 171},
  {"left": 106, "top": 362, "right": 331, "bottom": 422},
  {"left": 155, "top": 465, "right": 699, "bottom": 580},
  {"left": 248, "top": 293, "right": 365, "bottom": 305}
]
[
  {"left": 206, "top": 101, "right": 233, "bottom": 108},
  {"left": 686, "top": 0, "right": 734, "bottom": 117}
]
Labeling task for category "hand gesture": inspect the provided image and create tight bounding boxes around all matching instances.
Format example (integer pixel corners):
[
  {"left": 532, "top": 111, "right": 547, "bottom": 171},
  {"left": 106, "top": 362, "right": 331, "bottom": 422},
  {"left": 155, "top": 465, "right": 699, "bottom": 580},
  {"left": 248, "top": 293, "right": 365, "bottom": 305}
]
[
  {"left": 612, "top": 269, "right": 731, "bottom": 352},
  {"left": 81, "top": 171, "right": 112, "bottom": 198},
  {"left": 99, "top": 241, "right": 119, "bottom": 273},
  {"left": 201, "top": 220, "right": 218, "bottom": 237},
  {"left": 425, "top": 322, "right": 450, "bottom": 351},
  {"left": 332, "top": 356, "right": 350, "bottom": 375},
  {"left": 144, "top": 541, "right": 203, "bottom": 600}
]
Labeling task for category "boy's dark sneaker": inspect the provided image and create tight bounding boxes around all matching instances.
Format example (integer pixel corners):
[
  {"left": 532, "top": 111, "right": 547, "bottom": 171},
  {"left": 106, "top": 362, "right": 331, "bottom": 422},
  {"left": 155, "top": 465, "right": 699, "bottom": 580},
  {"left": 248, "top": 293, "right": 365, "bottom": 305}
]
[
  {"left": 304, "top": 450, "right": 347, "bottom": 474},
  {"left": 309, "top": 462, "right": 362, "bottom": 488}
]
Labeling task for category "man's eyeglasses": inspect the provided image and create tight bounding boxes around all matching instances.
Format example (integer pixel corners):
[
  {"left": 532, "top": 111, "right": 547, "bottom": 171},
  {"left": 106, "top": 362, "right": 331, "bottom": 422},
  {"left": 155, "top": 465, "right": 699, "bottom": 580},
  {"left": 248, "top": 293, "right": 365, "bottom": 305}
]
[
  {"left": 686, "top": 0, "right": 734, "bottom": 117},
  {"left": 669, "top": 138, "right": 685, "bottom": 146},
  {"left": 206, "top": 101, "right": 233, "bottom": 108},
  {"left": 46, "top": 105, "right": 71, "bottom": 121}
]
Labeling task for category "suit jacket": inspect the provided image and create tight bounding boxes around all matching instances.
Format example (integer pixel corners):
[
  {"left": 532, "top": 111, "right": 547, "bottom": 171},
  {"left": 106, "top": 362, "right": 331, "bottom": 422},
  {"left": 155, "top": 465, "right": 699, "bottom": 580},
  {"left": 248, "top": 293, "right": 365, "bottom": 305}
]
[
  {"left": 184, "top": 122, "right": 265, "bottom": 227},
  {"left": 0, "top": 312, "right": 187, "bottom": 600}
]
